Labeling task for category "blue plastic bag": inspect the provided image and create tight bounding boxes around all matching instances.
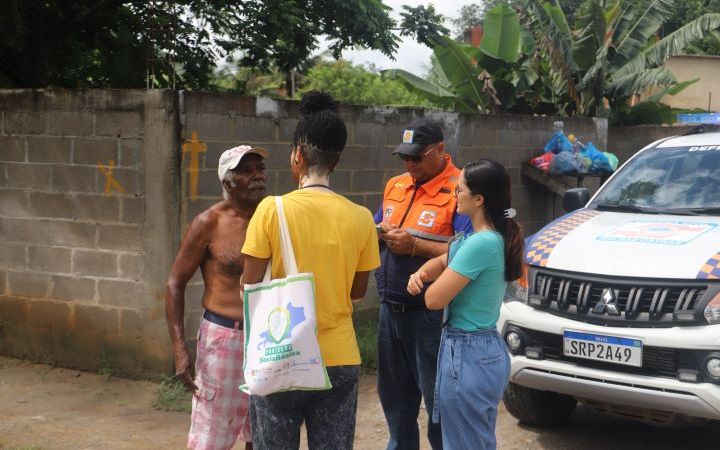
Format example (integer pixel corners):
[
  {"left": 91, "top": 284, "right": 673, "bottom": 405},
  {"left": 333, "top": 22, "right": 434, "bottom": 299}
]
[
  {"left": 544, "top": 131, "right": 574, "bottom": 154},
  {"left": 549, "top": 151, "right": 579, "bottom": 174},
  {"left": 603, "top": 152, "right": 619, "bottom": 171},
  {"left": 580, "top": 142, "right": 613, "bottom": 173}
]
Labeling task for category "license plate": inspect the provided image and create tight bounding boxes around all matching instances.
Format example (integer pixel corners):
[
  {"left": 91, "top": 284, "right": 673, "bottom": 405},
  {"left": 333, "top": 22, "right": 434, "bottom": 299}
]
[{"left": 563, "top": 330, "right": 643, "bottom": 367}]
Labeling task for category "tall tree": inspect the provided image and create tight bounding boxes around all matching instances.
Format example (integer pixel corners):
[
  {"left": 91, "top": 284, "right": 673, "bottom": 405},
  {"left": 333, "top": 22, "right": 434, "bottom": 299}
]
[
  {"left": 451, "top": 4, "right": 485, "bottom": 40},
  {"left": 0, "top": 1, "right": 446, "bottom": 90}
]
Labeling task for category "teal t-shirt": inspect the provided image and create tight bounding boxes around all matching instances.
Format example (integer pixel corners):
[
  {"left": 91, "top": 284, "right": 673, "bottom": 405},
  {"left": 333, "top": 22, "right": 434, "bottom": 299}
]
[{"left": 447, "top": 230, "right": 506, "bottom": 331}]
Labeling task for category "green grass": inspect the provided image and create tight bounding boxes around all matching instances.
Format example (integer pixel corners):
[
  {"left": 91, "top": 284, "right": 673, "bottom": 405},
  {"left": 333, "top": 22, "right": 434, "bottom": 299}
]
[
  {"left": 153, "top": 375, "right": 193, "bottom": 413},
  {"left": 354, "top": 311, "right": 379, "bottom": 374},
  {"left": 98, "top": 349, "right": 114, "bottom": 380}
]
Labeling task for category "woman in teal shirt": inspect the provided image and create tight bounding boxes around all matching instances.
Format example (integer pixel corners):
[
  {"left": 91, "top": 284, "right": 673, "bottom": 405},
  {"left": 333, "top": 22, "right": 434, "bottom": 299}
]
[{"left": 407, "top": 159, "right": 524, "bottom": 450}]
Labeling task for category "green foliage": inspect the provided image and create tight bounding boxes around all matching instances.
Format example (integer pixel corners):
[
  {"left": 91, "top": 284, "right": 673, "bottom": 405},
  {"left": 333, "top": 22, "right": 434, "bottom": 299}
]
[
  {"left": 354, "top": 317, "right": 378, "bottom": 374},
  {"left": 451, "top": 4, "right": 486, "bottom": 39},
  {"left": 512, "top": 0, "right": 720, "bottom": 122},
  {"left": 233, "top": 0, "right": 401, "bottom": 74},
  {"left": 399, "top": 5, "right": 449, "bottom": 47},
  {"left": 384, "top": 5, "right": 556, "bottom": 115},
  {"left": 433, "top": 37, "right": 488, "bottom": 109},
  {"left": 298, "top": 61, "right": 432, "bottom": 107},
  {"left": 393, "top": 0, "right": 714, "bottom": 122},
  {"left": 98, "top": 349, "right": 113, "bottom": 380},
  {"left": 613, "top": 13, "right": 720, "bottom": 79},
  {"left": 0, "top": 1, "right": 215, "bottom": 89},
  {"left": 210, "top": 66, "right": 287, "bottom": 97},
  {"left": 660, "top": 0, "right": 720, "bottom": 54},
  {"left": 611, "top": 101, "right": 675, "bottom": 125},
  {"left": 610, "top": 76, "right": 703, "bottom": 126},
  {"left": 454, "top": 0, "right": 584, "bottom": 36},
  {"left": 0, "top": 1, "right": 447, "bottom": 90},
  {"left": 153, "top": 375, "right": 193, "bottom": 413},
  {"left": 480, "top": 3, "right": 522, "bottom": 63}
]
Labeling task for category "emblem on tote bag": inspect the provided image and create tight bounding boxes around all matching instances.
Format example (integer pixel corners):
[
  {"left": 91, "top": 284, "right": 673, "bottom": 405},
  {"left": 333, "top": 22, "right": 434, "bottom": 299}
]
[
  {"left": 261, "top": 302, "right": 306, "bottom": 347},
  {"left": 267, "top": 307, "right": 290, "bottom": 343}
]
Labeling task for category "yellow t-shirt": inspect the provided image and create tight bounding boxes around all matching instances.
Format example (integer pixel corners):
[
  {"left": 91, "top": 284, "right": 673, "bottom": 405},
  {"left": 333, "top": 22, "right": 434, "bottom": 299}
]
[{"left": 242, "top": 189, "right": 381, "bottom": 366}]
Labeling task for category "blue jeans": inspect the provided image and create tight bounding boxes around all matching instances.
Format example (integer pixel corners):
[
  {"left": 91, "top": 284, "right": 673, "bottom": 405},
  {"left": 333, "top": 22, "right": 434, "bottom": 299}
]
[
  {"left": 377, "top": 303, "right": 443, "bottom": 450},
  {"left": 433, "top": 327, "right": 510, "bottom": 450}
]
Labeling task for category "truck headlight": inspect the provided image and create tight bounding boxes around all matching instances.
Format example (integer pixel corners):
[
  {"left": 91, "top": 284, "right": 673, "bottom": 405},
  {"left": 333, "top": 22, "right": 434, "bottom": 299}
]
[
  {"left": 704, "top": 291, "right": 720, "bottom": 325},
  {"left": 707, "top": 358, "right": 720, "bottom": 379},
  {"left": 506, "top": 331, "right": 522, "bottom": 351},
  {"left": 503, "top": 326, "right": 527, "bottom": 355}
]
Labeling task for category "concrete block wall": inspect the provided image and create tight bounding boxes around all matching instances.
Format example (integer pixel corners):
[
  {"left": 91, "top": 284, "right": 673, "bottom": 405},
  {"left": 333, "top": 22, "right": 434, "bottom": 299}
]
[
  {"left": 0, "top": 90, "right": 178, "bottom": 376},
  {"left": 1, "top": 89, "right": 612, "bottom": 376}
]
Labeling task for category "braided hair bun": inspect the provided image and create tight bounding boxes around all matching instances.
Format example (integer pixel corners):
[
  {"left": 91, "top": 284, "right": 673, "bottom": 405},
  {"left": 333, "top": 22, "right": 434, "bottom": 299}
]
[
  {"left": 294, "top": 91, "right": 346, "bottom": 156},
  {"left": 299, "top": 91, "right": 339, "bottom": 115}
]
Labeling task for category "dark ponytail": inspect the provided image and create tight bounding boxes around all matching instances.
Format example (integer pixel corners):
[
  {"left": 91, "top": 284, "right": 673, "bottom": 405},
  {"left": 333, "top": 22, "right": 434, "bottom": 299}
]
[{"left": 463, "top": 159, "right": 525, "bottom": 282}]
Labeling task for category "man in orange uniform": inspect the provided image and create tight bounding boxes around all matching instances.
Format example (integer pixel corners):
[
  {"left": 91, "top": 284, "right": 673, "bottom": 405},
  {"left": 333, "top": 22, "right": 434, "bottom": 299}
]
[{"left": 375, "top": 120, "right": 472, "bottom": 450}]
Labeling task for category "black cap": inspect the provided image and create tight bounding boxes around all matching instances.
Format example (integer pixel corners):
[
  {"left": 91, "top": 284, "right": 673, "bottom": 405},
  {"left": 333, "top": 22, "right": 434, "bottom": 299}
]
[{"left": 393, "top": 120, "right": 444, "bottom": 156}]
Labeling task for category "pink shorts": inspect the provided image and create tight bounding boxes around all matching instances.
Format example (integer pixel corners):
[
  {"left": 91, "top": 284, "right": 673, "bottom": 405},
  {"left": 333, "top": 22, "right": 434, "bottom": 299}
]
[{"left": 188, "top": 318, "right": 251, "bottom": 450}]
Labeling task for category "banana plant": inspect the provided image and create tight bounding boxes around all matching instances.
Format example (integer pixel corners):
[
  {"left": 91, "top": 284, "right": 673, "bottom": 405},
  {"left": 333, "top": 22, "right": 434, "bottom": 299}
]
[
  {"left": 517, "top": 0, "right": 720, "bottom": 122},
  {"left": 382, "top": 3, "right": 554, "bottom": 114}
]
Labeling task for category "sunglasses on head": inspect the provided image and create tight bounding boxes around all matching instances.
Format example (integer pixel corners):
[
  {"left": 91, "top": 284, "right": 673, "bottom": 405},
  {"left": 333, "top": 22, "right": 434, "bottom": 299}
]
[{"left": 398, "top": 145, "right": 436, "bottom": 163}]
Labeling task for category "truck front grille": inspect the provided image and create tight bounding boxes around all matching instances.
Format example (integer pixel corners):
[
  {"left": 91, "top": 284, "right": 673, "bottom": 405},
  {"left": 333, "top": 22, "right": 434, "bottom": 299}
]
[{"left": 530, "top": 269, "right": 709, "bottom": 327}]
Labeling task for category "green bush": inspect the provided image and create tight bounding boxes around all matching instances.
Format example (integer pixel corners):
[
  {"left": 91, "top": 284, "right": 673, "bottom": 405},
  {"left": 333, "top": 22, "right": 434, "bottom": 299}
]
[
  {"left": 299, "top": 61, "right": 432, "bottom": 108},
  {"left": 354, "top": 311, "right": 379, "bottom": 374}
]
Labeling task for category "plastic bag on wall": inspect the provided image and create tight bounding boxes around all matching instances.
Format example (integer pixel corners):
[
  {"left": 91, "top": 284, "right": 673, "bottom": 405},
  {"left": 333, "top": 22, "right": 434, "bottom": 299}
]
[
  {"left": 549, "top": 152, "right": 580, "bottom": 174},
  {"left": 544, "top": 131, "right": 574, "bottom": 154},
  {"left": 604, "top": 152, "right": 619, "bottom": 171},
  {"left": 580, "top": 142, "right": 613, "bottom": 173},
  {"left": 530, "top": 152, "right": 555, "bottom": 172}
]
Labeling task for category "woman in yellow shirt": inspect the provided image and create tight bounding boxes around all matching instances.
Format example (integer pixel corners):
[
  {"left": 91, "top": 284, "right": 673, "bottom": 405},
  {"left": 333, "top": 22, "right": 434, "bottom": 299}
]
[{"left": 241, "top": 91, "right": 380, "bottom": 450}]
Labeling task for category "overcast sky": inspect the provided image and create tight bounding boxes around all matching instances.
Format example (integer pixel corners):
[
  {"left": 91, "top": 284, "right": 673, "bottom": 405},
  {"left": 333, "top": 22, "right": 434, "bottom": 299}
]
[{"left": 317, "top": 0, "right": 480, "bottom": 77}]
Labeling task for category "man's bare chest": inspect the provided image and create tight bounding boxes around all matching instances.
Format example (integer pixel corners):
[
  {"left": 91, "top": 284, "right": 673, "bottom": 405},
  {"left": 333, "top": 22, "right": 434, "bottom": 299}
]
[{"left": 208, "top": 221, "right": 248, "bottom": 277}]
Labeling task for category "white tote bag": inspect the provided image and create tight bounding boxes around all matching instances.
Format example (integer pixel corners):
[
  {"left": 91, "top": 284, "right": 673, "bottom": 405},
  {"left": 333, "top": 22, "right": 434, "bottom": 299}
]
[{"left": 241, "top": 196, "right": 331, "bottom": 395}]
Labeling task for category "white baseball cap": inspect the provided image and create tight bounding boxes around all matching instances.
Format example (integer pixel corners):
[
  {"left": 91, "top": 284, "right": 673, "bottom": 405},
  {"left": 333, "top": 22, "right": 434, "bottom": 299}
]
[{"left": 217, "top": 145, "right": 269, "bottom": 181}]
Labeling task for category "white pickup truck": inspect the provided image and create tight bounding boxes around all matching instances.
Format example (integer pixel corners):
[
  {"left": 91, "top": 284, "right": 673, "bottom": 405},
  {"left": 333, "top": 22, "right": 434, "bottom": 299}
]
[{"left": 499, "top": 131, "right": 720, "bottom": 425}]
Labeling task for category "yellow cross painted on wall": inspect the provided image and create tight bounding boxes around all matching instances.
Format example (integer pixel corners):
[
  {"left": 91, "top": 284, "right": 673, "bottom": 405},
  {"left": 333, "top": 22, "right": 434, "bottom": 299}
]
[
  {"left": 97, "top": 160, "right": 125, "bottom": 196},
  {"left": 182, "top": 131, "right": 207, "bottom": 201}
]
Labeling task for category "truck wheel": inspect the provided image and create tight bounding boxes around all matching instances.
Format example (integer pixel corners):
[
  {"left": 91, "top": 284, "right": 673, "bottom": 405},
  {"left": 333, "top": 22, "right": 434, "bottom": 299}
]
[{"left": 503, "top": 382, "right": 577, "bottom": 426}]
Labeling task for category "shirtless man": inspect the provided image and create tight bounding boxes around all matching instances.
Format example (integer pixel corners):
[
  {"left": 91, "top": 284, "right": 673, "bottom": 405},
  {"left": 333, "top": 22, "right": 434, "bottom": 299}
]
[{"left": 165, "top": 145, "right": 268, "bottom": 450}]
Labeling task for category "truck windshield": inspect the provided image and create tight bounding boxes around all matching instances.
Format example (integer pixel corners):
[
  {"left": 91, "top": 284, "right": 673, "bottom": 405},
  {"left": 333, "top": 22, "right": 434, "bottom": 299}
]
[{"left": 589, "top": 147, "right": 720, "bottom": 214}]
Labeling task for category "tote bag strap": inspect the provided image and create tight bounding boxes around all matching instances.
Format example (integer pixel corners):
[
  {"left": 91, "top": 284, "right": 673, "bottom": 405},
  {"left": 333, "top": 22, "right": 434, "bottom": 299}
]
[{"left": 275, "top": 196, "right": 299, "bottom": 276}]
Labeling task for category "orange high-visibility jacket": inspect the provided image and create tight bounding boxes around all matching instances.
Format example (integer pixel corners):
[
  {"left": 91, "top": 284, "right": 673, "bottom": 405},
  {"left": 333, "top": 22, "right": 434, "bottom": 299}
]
[{"left": 375, "top": 155, "right": 471, "bottom": 305}]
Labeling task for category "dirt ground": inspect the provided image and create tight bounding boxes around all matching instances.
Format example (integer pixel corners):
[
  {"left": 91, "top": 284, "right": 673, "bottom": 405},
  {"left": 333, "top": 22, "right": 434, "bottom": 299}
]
[{"left": 1, "top": 355, "right": 719, "bottom": 450}]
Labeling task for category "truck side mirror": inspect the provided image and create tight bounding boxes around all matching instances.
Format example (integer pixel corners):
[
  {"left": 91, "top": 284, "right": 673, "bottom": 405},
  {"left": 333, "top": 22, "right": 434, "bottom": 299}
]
[{"left": 563, "top": 188, "right": 590, "bottom": 212}]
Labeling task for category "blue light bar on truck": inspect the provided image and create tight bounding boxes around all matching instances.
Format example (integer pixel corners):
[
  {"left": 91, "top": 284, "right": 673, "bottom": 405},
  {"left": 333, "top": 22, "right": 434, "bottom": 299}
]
[{"left": 676, "top": 113, "right": 720, "bottom": 124}]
